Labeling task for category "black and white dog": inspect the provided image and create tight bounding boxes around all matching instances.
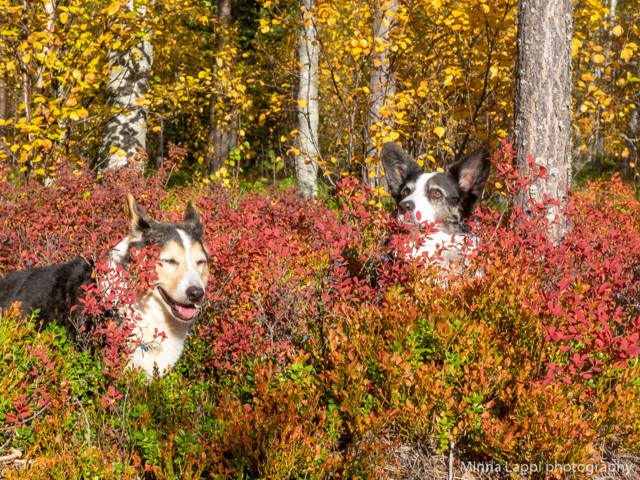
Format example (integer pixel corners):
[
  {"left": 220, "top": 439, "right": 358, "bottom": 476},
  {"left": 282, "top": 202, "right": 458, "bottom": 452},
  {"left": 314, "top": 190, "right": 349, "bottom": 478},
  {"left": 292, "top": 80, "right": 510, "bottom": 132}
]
[
  {"left": 381, "top": 142, "right": 491, "bottom": 268},
  {"left": 0, "top": 194, "right": 209, "bottom": 377}
]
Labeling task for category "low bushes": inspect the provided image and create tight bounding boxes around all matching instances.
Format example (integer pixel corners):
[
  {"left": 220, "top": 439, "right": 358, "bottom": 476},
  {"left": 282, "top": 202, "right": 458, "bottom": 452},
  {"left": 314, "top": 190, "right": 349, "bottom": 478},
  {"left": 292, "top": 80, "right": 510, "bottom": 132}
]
[{"left": 1, "top": 144, "right": 639, "bottom": 478}]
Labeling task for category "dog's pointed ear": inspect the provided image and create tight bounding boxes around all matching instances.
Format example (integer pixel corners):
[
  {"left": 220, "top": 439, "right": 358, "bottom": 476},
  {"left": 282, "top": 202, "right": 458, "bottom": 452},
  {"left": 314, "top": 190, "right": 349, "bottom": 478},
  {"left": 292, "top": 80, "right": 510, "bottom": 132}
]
[
  {"left": 448, "top": 147, "right": 491, "bottom": 218},
  {"left": 125, "top": 193, "right": 154, "bottom": 238},
  {"left": 380, "top": 142, "right": 423, "bottom": 199},
  {"left": 183, "top": 201, "right": 203, "bottom": 239}
]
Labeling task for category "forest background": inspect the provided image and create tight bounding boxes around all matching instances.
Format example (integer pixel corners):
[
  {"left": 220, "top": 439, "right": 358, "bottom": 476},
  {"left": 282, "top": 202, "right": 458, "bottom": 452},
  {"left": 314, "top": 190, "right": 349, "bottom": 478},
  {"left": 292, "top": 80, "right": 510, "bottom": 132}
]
[{"left": 0, "top": 0, "right": 638, "bottom": 190}]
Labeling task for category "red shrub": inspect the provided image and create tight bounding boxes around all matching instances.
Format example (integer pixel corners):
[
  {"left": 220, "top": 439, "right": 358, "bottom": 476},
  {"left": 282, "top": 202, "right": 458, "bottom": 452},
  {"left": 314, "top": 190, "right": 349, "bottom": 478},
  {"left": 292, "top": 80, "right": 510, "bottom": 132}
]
[{"left": 1, "top": 141, "right": 639, "bottom": 476}]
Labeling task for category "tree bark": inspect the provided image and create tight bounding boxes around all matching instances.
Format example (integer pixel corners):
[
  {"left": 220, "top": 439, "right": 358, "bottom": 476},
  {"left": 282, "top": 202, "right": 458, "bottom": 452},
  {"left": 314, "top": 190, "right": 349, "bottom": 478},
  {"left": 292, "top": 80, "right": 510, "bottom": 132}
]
[
  {"left": 365, "top": 0, "right": 398, "bottom": 188},
  {"left": 100, "top": 0, "right": 153, "bottom": 170},
  {"left": 295, "top": 0, "right": 320, "bottom": 198},
  {"left": 609, "top": 0, "right": 617, "bottom": 25},
  {"left": 513, "top": 0, "right": 573, "bottom": 242},
  {"left": 627, "top": 60, "right": 639, "bottom": 182},
  {"left": 36, "top": 0, "right": 57, "bottom": 92},
  {"left": 0, "top": 70, "right": 6, "bottom": 156},
  {"left": 628, "top": 106, "right": 638, "bottom": 170},
  {"left": 156, "top": 117, "right": 164, "bottom": 169},
  {"left": 206, "top": 0, "right": 235, "bottom": 177}
]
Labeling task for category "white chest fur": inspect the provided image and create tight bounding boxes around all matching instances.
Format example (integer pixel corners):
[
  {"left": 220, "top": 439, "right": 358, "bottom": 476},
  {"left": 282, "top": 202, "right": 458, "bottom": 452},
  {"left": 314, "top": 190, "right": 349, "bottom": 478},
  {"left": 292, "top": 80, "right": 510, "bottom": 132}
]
[
  {"left": 412, "top": 231, "right": 479, "bottom": 280},
  {"left": 128, "top": 292, "right": 194, "bottom": 377}
]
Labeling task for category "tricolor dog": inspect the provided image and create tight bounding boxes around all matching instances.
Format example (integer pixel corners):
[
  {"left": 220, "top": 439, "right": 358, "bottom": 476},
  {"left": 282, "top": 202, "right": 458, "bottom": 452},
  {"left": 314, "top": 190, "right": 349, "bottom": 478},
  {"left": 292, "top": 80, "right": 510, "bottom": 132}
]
[
  {"left": 0, "top": 194, "right": 209, "bottom": 378},
  {"left": 381, "top": 142, "right": 490, "bottom": 270}
]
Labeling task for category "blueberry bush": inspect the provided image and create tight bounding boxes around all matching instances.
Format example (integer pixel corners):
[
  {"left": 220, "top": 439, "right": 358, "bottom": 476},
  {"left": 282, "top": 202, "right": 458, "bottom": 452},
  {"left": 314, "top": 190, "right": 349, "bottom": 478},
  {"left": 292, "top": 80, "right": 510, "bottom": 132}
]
[{"left": 1, "top": 144, "right": 639, "bottom": 479}]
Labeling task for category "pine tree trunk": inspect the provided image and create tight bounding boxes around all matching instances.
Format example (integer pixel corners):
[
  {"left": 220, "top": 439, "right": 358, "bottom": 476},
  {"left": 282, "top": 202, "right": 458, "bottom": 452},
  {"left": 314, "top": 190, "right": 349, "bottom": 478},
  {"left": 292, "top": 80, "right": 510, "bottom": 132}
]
[
  {"left": 513, "top": 0, "right": 573, "bottom": 242},
  {"left": 206, "top": 0, "right": 235, "bottom": 177},
  {"left": 365, "top": 0, "right": 397, "bottom": 188},
  {"left": 296, "top": 0, "right": 319, "bottom": 198},
  {"left": 100, "top": 0, "right": 153, "bottom": 170}
]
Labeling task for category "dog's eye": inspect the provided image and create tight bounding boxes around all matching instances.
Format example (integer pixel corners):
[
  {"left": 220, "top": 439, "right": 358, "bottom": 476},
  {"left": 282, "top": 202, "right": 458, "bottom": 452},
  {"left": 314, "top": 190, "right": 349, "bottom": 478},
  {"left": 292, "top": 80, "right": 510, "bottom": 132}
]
[
  {"left": 161, "top": 259, "right": 178, "bottom": 266},
  {"left": 431, "top": 190, "right": 443, "bottom": 198},
  {"left": 401, "top": 187, "right": 411, "bottom": 197},
  {"left": 197, "top": 259, "right": 207, "bottom": 266}
]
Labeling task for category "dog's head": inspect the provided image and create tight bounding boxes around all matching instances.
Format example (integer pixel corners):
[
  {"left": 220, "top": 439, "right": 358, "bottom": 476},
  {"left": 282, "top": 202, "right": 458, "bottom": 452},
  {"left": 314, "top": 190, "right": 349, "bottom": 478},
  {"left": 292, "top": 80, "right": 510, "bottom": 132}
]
[
  {"left": 381, "top": 142, "right": 491, "bottom": 235},
  {"left": 120, "top": 193, "right": 209, "bottom": 323}
]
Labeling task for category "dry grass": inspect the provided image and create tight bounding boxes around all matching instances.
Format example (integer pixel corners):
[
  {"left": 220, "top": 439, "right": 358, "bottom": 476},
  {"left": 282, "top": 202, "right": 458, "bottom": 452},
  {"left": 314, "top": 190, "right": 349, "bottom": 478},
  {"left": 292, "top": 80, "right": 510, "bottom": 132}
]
[{"left": 383, "top": 437, "right": 640, "bottom": 480}]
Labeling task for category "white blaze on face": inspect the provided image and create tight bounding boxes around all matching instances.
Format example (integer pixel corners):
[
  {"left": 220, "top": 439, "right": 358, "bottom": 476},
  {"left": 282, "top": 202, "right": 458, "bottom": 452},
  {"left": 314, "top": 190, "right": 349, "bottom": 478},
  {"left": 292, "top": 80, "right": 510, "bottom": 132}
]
[
  {"left": 176, "top": 228, "right": 207, "bottom": 299},
  {"left": 398, "top": 172, "right": 437, "bottom": 225},
  {"left": 154, "top": 229, "right": 209, "bottom": 321}
]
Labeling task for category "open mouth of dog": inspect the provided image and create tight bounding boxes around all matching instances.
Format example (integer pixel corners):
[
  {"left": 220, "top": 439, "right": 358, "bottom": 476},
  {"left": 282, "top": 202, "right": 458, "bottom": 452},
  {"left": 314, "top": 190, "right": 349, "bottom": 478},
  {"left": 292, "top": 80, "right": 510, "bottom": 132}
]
[{"left": 157, "top": 287, "right": 200, "bottom": 322}]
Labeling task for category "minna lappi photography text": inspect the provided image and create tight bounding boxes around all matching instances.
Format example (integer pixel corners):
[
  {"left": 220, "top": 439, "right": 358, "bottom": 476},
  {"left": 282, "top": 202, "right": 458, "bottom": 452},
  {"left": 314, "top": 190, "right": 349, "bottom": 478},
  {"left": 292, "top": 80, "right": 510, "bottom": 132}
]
[{"left": 461, "top": 460, "right": 633, "bottom": 476}]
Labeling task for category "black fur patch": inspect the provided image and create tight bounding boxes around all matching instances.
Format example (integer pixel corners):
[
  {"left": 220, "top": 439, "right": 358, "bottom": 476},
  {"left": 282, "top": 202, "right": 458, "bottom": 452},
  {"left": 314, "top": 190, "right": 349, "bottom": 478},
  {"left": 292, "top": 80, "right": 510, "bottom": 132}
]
[
  {"left": 0, "top": 256, "right": 94, "bottom": 340},
  {"left": 380, "top": 142, "right": 423, "bottom": 201},
  {"left": 381, "top": 142, "right": 491, "bottom": 233}
]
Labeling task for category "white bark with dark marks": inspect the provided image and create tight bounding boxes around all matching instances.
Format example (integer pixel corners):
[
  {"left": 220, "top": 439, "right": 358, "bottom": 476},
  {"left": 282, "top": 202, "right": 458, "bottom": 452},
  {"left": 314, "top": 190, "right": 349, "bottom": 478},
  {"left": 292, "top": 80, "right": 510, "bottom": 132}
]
[
  {"left": 0, "top": 62, "right": 5, "bottom": 140},
  {"left": 100, "top": 0, "right": 153, "bottom": 170},
  {"left": 296, "top": 0, "right": 319, "bottom": 198},
  {"left": 206, "top": 0, "right": 235, "bottom": 176},
  {"left": 514, "top": 0, "right": 573, "bottom": 241},
  {"left": 366, "top": 0, "right": 398, "bottom": 188}
]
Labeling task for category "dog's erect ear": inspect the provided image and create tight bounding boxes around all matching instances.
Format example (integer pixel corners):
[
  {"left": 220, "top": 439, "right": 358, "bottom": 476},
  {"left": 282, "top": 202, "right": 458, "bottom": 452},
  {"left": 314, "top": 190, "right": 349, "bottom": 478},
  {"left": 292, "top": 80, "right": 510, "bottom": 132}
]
[
  {"left": 380, "top": 142, "right": 423, "bottom": 199},
  {"left": 448, "top": 147, "right": 491, "bottom": 218},
  {"left": 125, "top": 193, "right": 154, "bottom": 238},
  {"left": 183, "top": 201, "right": 203, "bottom": 239}
]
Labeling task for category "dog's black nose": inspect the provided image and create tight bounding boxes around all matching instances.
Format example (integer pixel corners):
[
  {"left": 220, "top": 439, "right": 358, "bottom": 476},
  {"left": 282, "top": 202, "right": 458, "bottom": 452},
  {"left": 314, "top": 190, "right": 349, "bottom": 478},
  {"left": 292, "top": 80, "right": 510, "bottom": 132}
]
[
  {"left": 398, "top": 200, "right": 414, "bottom": 216},
  {"left": 186, "top": 286, "right": 205, "bottom": 303}
]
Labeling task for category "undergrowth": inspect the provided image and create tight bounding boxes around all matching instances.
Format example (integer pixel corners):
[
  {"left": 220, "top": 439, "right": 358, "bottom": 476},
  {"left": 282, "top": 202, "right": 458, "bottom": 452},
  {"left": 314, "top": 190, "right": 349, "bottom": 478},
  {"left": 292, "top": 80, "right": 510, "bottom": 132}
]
[{"left": 1, "top": 143, "right": 639, "bottom": 479}]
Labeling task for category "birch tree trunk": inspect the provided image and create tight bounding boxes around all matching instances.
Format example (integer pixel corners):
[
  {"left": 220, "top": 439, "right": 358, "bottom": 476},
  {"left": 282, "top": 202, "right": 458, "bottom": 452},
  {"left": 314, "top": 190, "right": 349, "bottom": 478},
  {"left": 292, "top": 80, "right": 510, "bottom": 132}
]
[
  {"left": 365, "top": 0, "right": 397, "bottom": 188},
  {"left": 627, "top": 57, "right": 639, "bottom": 182},
  {"left": 0, "top": 70, "right": 6, "bottom": 157},
  {"left": 206, "top": 0, "right": 235, "bottom": 176},
  {"left": 628, "top": 106, "right": 638, "bottom": 178},
  {"left": 100, "top": 0, "right": 153, "bottom": 170},
  {"left": 609, "top": 0, "right": 617, "bottom": 25},
  {"left": 296, "top": 0, "right": 319, "bottom": 198},
  {"left": 36, "top": 0, "right": 57, "bottom": 92},
  {"left": 513, "top": 0, "right": 573, "bottom": 242}
]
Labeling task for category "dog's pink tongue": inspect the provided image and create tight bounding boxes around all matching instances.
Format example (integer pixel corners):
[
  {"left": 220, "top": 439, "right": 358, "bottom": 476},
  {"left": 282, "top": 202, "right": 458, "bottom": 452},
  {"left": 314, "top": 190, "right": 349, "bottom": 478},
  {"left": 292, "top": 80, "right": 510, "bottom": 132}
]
[{"left": 176, "top": 304, "right": 197, "bottom": 320}]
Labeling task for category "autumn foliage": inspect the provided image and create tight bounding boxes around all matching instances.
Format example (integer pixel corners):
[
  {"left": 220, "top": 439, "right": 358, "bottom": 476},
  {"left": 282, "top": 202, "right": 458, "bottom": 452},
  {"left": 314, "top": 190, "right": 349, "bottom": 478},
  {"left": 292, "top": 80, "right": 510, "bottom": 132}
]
[
  {"left": 1, "top": 0, "right": 638, "bottom": 184},
  {"left": 1, "top": 0, "right": 640, "bottom": 477},
  {"left": 0, "top": 143, "right": 639, "bottom": 478}
]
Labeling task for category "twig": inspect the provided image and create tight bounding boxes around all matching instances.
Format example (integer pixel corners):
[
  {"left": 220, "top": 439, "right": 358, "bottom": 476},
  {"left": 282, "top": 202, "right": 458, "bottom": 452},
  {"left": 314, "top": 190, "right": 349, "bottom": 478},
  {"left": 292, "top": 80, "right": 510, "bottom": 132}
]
[
  {"left": 621, "top": 133, "right": 639, "bottom": 143},
  {"left": 0, "top": 449, "right": 22, "bottom": 463},
  {"left": 74, "top": 396, "right": 91, "bottom": 448},
  {"left": 448, "top": 438, "right": 455, "bottom": 480},
  {"left": 486, "top": 203, "right": 509, "bottom": 245},
  {"left": 0, "top": 403, "right": 51, "bottom": 432}
]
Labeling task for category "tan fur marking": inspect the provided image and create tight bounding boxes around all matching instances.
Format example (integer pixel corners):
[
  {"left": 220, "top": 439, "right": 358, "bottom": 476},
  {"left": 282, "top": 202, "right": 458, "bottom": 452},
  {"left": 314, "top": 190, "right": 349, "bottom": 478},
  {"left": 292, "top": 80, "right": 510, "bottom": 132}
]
[
  {"left": 125, "top": 193, "right": 139, "bottom": 230},
  {"left": 157, "top": 241, "right": 188, "bottom": 295},
  {"left": 125, "top": 192, "right": 153, "bottom": 240},
  {"left": 155, "top": 240, "right": 208, "bottom": 300}
]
